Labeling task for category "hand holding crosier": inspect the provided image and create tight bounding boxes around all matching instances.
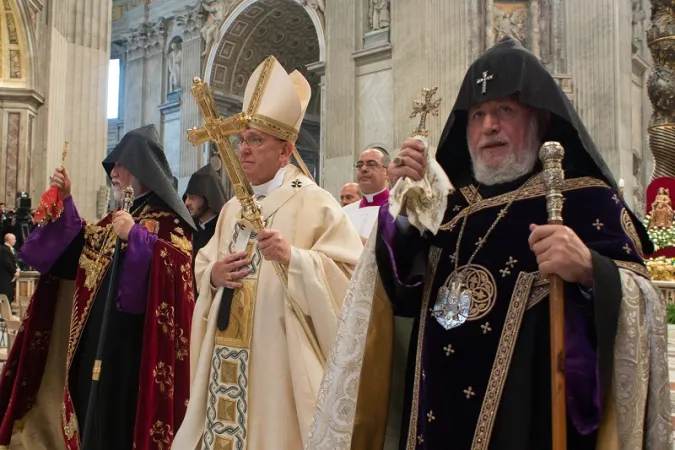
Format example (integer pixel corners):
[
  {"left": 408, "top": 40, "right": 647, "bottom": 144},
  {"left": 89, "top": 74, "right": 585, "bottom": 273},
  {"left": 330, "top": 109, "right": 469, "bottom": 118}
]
[
  {"left": 211, "top": 251, "right": 250, "bottom": 289},
  {"left": 50, "top": 166, "right": 72, "bottom": 199},
  {"left": 528, "top": 223, "right": 593, "bottom": 289}
]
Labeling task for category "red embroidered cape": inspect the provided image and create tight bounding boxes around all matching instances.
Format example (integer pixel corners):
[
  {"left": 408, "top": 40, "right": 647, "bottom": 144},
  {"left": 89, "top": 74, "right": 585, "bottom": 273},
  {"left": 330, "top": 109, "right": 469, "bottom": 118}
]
[{"left": 0, "top": 207, "right": 195, "bottom": 449}]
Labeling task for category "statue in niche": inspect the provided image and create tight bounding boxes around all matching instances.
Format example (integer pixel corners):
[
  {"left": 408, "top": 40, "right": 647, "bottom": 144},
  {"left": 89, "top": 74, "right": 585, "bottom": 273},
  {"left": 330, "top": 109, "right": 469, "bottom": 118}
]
[
  {"left": 494, "top": 6, "right": 528, "bottom": 46},
  {"left": 650, "top": 187, "right": 674, "bottom": 229},
  {"left": 368, "top": 0, "right": 390, "bottom": 30},
  {"left": 201, "top": 0, "right": 235, "bottom": 56},
  {"left": 167, "top": 41, "right": 182, "bottom": 92}
]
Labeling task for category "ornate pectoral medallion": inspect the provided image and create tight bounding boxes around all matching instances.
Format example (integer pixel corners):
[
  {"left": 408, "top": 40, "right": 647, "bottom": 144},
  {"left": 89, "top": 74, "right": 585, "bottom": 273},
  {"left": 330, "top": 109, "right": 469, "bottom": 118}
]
[{"left": 432, "top": 264, "right": 497, "bottom": 330}]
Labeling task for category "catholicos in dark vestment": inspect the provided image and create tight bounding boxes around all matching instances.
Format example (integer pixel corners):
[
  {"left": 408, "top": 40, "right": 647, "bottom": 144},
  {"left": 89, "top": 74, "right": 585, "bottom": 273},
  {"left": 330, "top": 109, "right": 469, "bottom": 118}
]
[
  {"left": 183, "top": 163, "right": 227, "bottom": 267},
  {"left": 0, "top": 125, "right": 198, "bottom": 450},
  {"left": 307, "top": 38, "right": 670, "bottom": 450}
]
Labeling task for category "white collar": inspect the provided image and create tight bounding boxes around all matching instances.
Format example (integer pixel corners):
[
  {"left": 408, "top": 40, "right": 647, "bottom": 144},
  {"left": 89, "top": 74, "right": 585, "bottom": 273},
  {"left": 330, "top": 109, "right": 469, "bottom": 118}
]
[
  {"left": 252, "top": 166, "right": 288, "bottom": 197},
  {"left": 199, "top": 214, "right": 217, "bottom": 229},
  {"left": 363, "top": 187, "right": 387, "bottom": 202}
]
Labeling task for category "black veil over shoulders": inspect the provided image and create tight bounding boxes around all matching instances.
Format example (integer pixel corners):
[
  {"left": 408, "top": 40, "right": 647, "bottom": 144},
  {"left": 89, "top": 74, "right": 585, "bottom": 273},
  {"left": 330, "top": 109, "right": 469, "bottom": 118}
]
[{"left": 437, "top": 37, "right": 652, "bottom": 254}]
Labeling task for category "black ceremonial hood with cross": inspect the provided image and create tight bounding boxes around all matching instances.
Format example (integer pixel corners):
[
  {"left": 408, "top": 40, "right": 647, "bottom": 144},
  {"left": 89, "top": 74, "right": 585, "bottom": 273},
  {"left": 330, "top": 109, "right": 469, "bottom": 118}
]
[{"left": 435, "top": 36, "right": 652, "bottom": 254}]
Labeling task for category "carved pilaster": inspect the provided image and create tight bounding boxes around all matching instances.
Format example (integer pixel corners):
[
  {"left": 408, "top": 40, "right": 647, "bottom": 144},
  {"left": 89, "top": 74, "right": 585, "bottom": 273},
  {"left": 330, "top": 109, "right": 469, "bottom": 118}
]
[
  {"left": 175, "top": 3, "right": 207, "bottom": 42},
  {"left": 144, "top": 18, "right": 167, "bottom": 57},
  {"left": 124, "top": 24, "right": 148, "bottom": 61},
  {"left": 646, "top": 0, "right": 675, "bottom": 180}
]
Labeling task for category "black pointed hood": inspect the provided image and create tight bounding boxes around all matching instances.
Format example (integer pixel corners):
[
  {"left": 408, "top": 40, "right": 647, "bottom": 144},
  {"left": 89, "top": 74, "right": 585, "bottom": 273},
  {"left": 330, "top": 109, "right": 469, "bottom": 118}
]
[
  {"left": 183, "top": 164, "right": 228, "bottom": 213},
  {"left": 437, "top": 37, "right": 652, "bottom": 254},
  {"left": 103, "top": 125, "right": 196, "bottom": 230}
]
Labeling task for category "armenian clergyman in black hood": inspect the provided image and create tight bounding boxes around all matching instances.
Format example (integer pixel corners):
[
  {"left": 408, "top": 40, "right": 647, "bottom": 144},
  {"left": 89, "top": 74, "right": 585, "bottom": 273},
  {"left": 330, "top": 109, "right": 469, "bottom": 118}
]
[
  {"left": 0, "top": 125, "right": 197, "bottom": 450},
  {"left": 307, "top": 38, "right": 670, "bottom": 449},
  {"left": 183, "top": 163, "right": 227, "bottom": 264}
]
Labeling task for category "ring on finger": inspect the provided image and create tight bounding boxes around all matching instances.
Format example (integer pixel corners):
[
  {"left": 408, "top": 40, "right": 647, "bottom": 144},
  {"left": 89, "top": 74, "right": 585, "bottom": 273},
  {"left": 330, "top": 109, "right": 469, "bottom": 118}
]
[
  {"left": 225, "top": 272, "right": 232, "bottom": 281},
  {"left": 393, "top": 156, "right": 404, "bottom": 167}
]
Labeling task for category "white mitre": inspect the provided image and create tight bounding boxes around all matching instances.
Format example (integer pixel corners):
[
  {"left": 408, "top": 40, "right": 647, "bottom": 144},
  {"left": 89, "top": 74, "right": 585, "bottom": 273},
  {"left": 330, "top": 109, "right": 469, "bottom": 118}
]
[{"left": 241, "top": 55, "right": 311, "bottom": 144}]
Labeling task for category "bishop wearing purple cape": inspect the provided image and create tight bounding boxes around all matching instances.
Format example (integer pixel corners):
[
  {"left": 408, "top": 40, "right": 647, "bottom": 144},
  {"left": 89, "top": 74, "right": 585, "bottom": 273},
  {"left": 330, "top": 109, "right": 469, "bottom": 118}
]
[{"left": 307, "top": 38, "right": 671, "bottom": 450}]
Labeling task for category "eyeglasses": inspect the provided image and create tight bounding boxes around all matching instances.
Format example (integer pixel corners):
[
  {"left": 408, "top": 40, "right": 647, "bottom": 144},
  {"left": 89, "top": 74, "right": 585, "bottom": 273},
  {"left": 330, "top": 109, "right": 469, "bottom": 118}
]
[
  {"left": 353, "top": 160, "right": 384, "bottom": 170},
  {"left": 231, "top": 135, "right": 284, "bottom": 149}
]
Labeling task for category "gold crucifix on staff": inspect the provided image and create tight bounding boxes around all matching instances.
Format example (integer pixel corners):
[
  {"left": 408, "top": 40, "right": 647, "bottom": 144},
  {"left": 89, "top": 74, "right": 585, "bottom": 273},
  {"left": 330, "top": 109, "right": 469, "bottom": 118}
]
[
  {"left": 186, "top": 76, "right": 327, "bottom": 365},
  {"left": 409, "top": 87, "right": 442, "bottom": 138}
]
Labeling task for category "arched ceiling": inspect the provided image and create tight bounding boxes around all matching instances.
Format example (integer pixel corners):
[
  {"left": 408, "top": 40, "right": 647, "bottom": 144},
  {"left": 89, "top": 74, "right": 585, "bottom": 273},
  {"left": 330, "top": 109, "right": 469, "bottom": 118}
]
[
  {"left": 210, "top": 0, "right": 321, "bottom": 116},
  {"left": 0, "top": 0, "right": 28, "bottom": 87}
]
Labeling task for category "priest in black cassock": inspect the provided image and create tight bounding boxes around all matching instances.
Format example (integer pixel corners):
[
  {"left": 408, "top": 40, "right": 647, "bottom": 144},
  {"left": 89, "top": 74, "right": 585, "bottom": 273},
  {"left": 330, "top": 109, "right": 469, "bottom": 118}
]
[
  {"left": 183, "top": 163, "right": 227, "bottom": 267},
  {"left": 307, "top": 38, "right": 670, "bottom": 450}
]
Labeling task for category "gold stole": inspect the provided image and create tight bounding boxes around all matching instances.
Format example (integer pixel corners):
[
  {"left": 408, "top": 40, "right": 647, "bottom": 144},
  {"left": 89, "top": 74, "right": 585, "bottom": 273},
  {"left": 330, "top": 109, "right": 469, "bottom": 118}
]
[{"left": 203, "top": 174, "right": 311, "bottom": 450}]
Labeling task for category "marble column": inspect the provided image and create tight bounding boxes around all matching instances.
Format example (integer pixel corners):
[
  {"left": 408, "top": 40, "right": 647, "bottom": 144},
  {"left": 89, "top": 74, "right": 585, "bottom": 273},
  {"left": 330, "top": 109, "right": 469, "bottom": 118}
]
[
  {"left": 142, "top": 19, "right": 167, "bottom": 131},
  {"left": 530, "top": 0, "right": 540, "bottom": 58},
  {"left": 391, "top": 1, "right": 471, "bottom": 151},
  {"left": 123, "top": 25, "right": 147, "bottom": 133},
  {"left": 485, "top": 0, "right": 495, "bottom": 48},
  {"left": 175, "top": 4, "right": 207, "bottom": 192},
  {"left": 38, "top": 0, "right": 112, "bottom": 221},
  {"left": 322, "top": 0, "right": 357, "bottom": 196}
]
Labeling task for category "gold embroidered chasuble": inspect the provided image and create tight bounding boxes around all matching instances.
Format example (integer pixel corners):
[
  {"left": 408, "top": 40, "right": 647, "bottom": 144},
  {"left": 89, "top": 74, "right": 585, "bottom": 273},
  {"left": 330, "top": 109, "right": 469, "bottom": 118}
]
[
  {"left": 172, "top": 165, "right": 363, "bottom": 450},
  {"left": 306, "top": 176, "right": 671, "bottom": 450}
]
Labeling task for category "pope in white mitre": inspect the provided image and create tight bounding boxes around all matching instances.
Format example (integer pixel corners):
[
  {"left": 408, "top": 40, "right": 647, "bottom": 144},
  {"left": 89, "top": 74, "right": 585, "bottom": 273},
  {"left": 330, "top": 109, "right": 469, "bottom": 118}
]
[{"left": 172, "top": 56, "right": 363, "bottom": 450}]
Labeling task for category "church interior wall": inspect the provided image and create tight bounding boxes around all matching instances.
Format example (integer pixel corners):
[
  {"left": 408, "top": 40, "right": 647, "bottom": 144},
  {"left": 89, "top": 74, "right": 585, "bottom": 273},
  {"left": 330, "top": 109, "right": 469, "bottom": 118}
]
[{"left": 104, "top": 0, "right": 654, "bottom": 210}]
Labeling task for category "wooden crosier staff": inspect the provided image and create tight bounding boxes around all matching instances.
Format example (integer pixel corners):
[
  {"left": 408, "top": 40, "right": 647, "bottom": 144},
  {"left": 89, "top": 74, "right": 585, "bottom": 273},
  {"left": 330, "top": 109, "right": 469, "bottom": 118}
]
[
  {"left": 539, "top": 141, "right": 567, "bottom": 450},
  {"left": 187, "top": 77, "right": 326, "bottom": 366},
  {"left": 81, "top": 186, "right": 134, "bottom": 449}
]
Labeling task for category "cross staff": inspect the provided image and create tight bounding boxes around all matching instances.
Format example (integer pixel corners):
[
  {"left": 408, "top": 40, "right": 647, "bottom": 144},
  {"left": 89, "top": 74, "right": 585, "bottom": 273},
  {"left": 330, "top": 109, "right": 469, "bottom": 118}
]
[
  {"left": 187, "top": 76, "right": 326, "bottom": 365},
  {"left": 409, "top": 87, "right": 442, "bottom": 138},
  {"left": 539, "top": 141, "right": 567, "bottom": 450}
]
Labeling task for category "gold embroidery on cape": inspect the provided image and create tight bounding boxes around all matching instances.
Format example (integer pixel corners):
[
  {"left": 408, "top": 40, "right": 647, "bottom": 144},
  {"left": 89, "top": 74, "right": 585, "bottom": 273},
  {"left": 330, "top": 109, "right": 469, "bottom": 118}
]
[
  {"left": 471, "top": 271, "right": 534, "bottom": 449},
  {"left": 150, "top": 420, "right": 173, "bottom": 450},
  {"left": 614, "top": 260, "right": 650, "bottom": 279},
  {"left": 156, "top": 302, "right": 176, "bottom": 339},
  {"left": 621, "top": 208, "right": 644, "bottom": 258},
  {"left": 153, "top": 361, "right": 175, "bottom": 399},
  {"left": 247, "top": 56, "right": 274, "bottom": 115},
  {"left": 170, "top": 233, "right": 192, "bottom": 258},
  {"left": 217, "top": 397, "right": 237, "bottom": 423},
  {"left": 220, "top": 360, "right": 238, "bottom": 384},
  {"left": 526, "top": 272, "right": 549, "bottom": 310},
  {"left": 439, "top": 264, "right": 497, "bottom": 321},
  {"left": 160, "top": 248, "right": 175, "bottom": 279},
  {"left": 440, "top": 176, "right": 607, "bottom": 231},
  {"left": 460, "top": 185, "right": 482, "bottom": 204},
  {"left": 61, "top": 403, "right": 77, "bottom": 440},
  {"left": 215, "top": 435, "right": 235, "bottom": 450},
  {"left": 406, "top": 246, "right": 442, "bottom": 449},
  {"left": 175, "top": 328, "right": 188, "bottom": 361}
]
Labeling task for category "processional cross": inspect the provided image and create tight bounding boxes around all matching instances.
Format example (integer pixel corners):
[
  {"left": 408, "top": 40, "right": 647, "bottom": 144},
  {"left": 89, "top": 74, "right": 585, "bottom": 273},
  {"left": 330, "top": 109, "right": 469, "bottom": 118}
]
[
  {"left": 409, "top": 87, "right": 442, "bottom": 138},
  {"left": 186, "top": 76, "right": 326, "bottom": 364},
  {"left": 476, "top": 70, "right": 494, "bottom": 94}
]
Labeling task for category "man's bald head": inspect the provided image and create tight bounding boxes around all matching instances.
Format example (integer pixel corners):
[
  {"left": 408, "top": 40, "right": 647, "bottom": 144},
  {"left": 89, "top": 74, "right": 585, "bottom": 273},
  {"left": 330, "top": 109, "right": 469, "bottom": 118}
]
[
  {"left": 4, "top": 233, "right": 16, "bottom": 246},
  {"left": 340, "top": 183, "right": 362, "bottom": 207},
  {"left": 355, "top": 148, "right": 390, "bottom": 195}
]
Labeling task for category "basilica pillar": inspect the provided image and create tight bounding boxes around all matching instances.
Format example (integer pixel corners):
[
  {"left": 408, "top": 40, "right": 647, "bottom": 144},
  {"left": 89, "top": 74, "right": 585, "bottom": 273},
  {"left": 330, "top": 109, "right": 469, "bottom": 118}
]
[
  {"left": 38, "top": 0, "right": 112, "bottom": 221},
  {"left": 142, "top": 19, "right": 166, "bottom": 131},
  {"left": 123, "top": 26, "right": 146, "bottom": 133},
  {"left": 175, "top": 4, "right": 207, "bottom": 191}
]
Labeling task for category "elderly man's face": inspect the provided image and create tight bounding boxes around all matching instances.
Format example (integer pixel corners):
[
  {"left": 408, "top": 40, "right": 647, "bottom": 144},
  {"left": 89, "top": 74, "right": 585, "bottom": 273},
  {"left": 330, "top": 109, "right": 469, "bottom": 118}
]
[
  {"left": 467, "top": 97, "right": 540, "bottom": 185},
  {"left": 236, "top": 129, "right": 290, "bottom": 185},
  {"left": 340, "top": 183, "right": 361, "bottom": 206},
  {"left": 110, "top": 162, "right": 144, "bottom": 201}
]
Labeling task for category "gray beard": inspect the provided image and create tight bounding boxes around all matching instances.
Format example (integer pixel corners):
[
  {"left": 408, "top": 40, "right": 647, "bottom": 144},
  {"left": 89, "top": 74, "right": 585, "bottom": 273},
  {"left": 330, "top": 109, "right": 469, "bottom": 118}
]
[
  {"left": 469, "top": 117, "right": 540, "bottom": 186},
  {"left": 471, "top": 146, "right": 538, "bottom": 185},
  {"left": 113, "top": 178, "right": 142, "bottom": 204}
]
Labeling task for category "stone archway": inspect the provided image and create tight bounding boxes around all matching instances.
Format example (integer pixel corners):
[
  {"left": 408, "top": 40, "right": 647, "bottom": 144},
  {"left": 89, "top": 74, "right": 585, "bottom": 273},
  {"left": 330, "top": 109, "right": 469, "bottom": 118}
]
[{"left": 205, "top": 0, "right": 324, "bottom": 187}]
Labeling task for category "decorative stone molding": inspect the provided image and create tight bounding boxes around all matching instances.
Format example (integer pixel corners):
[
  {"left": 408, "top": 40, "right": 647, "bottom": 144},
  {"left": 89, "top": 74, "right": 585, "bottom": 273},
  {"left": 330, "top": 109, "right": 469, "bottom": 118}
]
[
  {"left": 298, "top": 0, "right": 325, "bottom": 26},
  {"left": 175, "top": 3, "right": 207, "bottom": 42},
  {"left": 352, "top": 43, "right": 392, "bottom": 67},
  {"left": 123, "top": 24, "right": 148, "bottom": 61},
  {"left": 646, "top": 0, "right": 675, "bottom": 179},
  {"left": 0, "top": 87, "right": 44, "bottom": 111},
  {"left": 145, "top": 18, "right": 167, "bottom": 57}
]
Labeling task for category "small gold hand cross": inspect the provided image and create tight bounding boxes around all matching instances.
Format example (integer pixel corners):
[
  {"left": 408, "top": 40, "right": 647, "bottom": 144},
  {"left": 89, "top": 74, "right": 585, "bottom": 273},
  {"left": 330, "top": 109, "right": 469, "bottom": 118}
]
[{"left": 409, "top": 87, "right": 442, "bottom": 138}]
